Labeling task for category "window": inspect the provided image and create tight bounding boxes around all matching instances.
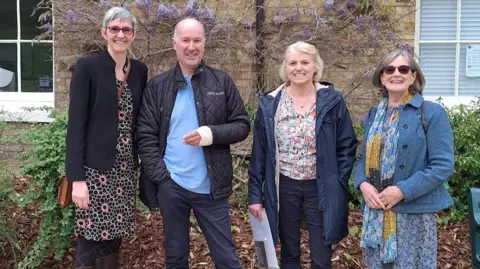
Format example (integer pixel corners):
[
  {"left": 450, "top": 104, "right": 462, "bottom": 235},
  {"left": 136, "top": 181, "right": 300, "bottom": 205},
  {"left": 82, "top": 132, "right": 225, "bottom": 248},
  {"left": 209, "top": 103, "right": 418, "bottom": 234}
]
[
  {"left": 0, "top": 0, "right": 53, "bottom": 122},
  {"left": 416, "top": 0, "right": 480, "bottom": 106}
]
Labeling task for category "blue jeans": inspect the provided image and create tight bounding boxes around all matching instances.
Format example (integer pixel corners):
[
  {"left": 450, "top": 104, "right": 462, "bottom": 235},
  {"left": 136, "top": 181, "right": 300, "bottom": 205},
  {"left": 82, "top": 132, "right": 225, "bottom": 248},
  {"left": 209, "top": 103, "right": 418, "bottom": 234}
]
[
  {"left": 279, "top": 174, "right": 332, "bottom": 269},
  {"left": 157, "top": 178, "right": 241, "bottom": 269}
]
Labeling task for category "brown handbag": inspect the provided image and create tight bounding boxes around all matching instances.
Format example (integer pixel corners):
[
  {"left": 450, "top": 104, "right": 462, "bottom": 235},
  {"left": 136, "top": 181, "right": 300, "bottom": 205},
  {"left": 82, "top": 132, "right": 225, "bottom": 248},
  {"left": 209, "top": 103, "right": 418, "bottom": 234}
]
[
  {"left": 57, "top": 175, "right": 72, "bottom": 208},
  {"left": 57, "top": 58, "right": 131, "bottom": 208}
]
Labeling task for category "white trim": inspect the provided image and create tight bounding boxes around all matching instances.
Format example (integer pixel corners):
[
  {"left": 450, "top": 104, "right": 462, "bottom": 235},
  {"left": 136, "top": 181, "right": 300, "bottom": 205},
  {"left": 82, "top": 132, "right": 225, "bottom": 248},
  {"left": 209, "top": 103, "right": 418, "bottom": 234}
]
[
  {"left": 424, "top": 96, "right": 478, "bottom": 108},
  {"left": 0, "top": 0, "right": 55, "bottom": 123},
  {"left": 417, "top": 0, "right": 480, "bottom": 104},
  {"left": 454, "top": 0, "right": 462, "bottom": 96}
]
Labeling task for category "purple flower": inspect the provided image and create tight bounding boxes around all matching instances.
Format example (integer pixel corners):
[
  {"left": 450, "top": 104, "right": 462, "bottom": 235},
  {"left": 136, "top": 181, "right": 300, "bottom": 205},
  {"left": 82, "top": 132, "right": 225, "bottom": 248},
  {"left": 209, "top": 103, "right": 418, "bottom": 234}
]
[
  {"left": 337, "top": 3, "right": 345, "bottom": 15},
  {"left": 346, "top": 0, "right": 358, "bottom": 9},
  {"left": 196, "top": 7, "right": 215, "bottom": 26},
  {"left": 135, "top": 0, "right": 153, "bottom": 18},
  {"left": 276, "top": 8, "right": 286, "bottom": 17},
  {"left": 386, "top": 32, "right": 395, "bottom": 41},
  {"left": 242, "top": 19, "right": 253, "bottom": 29},
  {"left": 273, "top": 16, "right": 282, "bottom": 25},
  {"left": 40, "top": 23, "right": 53, "bottom": 33},
  {"left": 400, "top": 43, "right": 413, "bottom": 55},
  {"left": 184, "top": 0, "right": 197, "bottom": 17},
  {"left": 65, "top": 10, "right": 80, "bottom": 24},
  {"left": 316, "top": 15, "right": 328, "bottom": 25},
  {"left": 325, "top": 0, "right": 335, "bottom": 12},
  {"left": 303, "top": 28, "right": 313, "bottom": 38},
  {"left": 355, "top": 16, "right": 367, "bottom": 32},
  {"left": 363, "top": 69, "right": 373, "bottom": 79},
  {"left": 157, "top": 4, "right": 179, "bottom": 21},
  {"left": 290, "top": 10, "right": 300, "bottom": 21}
]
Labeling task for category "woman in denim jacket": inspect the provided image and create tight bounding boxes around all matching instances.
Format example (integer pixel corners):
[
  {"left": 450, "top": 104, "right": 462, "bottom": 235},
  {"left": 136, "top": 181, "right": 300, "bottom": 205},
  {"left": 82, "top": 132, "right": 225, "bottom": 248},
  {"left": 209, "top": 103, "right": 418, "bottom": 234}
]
[{"left": 354, "top": 49, "right": 454, "bottom": 268}]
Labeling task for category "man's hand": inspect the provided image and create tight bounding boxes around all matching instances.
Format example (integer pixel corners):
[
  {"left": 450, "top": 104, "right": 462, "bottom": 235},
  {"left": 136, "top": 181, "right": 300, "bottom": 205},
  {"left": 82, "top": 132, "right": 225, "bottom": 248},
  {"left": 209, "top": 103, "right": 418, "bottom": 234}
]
[
  {"left": 379, "top": 186, "right": 404, "bottom": 210},
  {"left": 248, "top": 204, "right": 263, "bottom": 221},
  {"left": 359, "top": 182, "right": 385, "bottom": 210},
  {"left": 183, "top": 131, "right": 201, "bottom": 146},
  {"left": 72, "top": 181, "right": 89, "bottom": 209}
]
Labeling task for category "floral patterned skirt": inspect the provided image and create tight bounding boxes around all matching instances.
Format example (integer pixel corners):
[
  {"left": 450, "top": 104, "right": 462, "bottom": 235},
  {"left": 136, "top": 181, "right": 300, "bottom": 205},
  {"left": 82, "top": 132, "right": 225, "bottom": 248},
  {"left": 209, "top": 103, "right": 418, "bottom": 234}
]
[{"left": 362, "top": 213, "right": 437, "bottom": 269}]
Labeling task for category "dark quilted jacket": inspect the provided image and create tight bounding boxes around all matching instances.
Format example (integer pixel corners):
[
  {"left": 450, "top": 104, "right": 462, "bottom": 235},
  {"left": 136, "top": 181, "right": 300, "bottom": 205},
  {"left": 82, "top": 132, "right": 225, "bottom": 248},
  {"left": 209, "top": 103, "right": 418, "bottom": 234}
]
[{"left": 137, "top": 62, "right": 250, "bottom": 210}]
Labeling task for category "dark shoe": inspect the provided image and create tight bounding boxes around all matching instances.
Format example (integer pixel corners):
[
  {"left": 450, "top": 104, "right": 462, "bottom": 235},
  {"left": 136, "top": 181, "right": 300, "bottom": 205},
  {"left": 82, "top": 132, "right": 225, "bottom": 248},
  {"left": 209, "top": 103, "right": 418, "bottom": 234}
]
[{"left": 102, "top": 253, "right": 118, "bottom": 269}]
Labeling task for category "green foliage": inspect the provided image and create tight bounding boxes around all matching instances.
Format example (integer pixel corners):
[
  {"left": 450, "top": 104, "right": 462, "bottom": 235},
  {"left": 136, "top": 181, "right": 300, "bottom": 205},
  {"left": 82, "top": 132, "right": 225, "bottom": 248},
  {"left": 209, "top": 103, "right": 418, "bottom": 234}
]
[
  {"left": 0, "top": 160, "right": 20, "bottom": 264},
  {"left": 445, "top": 98, "right": 480, "bottom": 221},
  {"left": 15, "top": 110, "right": 74, "bottom": 269}
]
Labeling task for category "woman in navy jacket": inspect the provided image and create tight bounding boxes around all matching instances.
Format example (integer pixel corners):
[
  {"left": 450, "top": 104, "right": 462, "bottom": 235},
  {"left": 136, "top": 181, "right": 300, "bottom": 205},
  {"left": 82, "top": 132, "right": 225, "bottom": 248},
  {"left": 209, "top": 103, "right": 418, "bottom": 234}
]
[
  {"left": 65, "top": 7, "right": 148, "bottom": 269},
  {"left": 248, "top": 41, "right": 357, "bottom": 269},
  {"left": 354, "top": 50, "right": 454, "bottom": 268}
]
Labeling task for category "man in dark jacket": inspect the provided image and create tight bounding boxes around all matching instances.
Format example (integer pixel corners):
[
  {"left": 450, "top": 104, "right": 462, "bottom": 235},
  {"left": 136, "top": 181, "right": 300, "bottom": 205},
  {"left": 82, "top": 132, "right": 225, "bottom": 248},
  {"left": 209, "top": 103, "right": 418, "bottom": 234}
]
[{"left": 136, "top": 18, "right": 250, "bottom": 269}]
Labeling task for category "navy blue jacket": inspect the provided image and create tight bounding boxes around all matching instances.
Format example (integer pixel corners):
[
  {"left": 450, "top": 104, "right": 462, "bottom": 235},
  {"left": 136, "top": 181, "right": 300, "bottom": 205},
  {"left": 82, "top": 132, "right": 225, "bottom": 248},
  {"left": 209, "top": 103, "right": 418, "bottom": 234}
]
[
  {"left": 354, "top": 93, "right": 454, "bottom": 213},
  {"left": 248, "top": 82, "right": 357, "bottom": 245}
]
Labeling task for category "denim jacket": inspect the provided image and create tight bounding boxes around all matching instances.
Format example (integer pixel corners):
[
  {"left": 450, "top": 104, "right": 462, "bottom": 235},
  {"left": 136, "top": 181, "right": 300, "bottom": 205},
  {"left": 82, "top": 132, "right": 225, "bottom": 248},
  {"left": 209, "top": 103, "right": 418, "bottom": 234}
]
[{"left": 354, "top": 93, "right": 454, "bottom": 213}]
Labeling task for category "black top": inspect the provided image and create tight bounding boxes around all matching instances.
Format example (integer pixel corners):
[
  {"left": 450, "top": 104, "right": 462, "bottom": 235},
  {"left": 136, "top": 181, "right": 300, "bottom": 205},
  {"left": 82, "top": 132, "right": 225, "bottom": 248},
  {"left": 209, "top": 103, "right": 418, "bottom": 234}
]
[
  {"left": 137, "top": 62, "right": 250, "bottom": 208},
  {"left": 66, "top": 51, "right": 148, "bottom": 181}
]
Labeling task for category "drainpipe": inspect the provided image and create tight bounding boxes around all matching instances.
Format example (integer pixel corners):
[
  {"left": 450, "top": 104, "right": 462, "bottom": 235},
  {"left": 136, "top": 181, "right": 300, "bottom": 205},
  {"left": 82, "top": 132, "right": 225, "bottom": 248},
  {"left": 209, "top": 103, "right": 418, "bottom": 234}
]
[{"left": 255, "top": 0, "right": 265, "bottom": 93}]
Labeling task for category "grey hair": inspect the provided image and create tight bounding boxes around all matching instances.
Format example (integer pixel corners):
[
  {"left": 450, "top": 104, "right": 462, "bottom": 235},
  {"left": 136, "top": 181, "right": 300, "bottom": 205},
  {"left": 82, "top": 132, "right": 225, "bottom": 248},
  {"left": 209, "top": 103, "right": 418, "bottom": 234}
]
[
  {"left": 172, "top": 18, "right": 205, "bottom": 40},
  {"left": 371, "top": 49, "right": 426, "bottom": 96},
  {"left": 102, "top": 7, "right": 137, "bottom": 30},
  {"left": 279, "top": 41, "right": 324, "bottom": 84}
]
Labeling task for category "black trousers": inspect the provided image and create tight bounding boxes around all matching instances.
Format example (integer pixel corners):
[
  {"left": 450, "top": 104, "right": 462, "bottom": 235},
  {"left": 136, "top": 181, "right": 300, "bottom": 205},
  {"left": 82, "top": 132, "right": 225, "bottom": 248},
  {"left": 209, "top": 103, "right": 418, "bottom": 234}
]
[
  {"left": 279, "top": 174, "right": 332, "bottom": 269},
  {"left": 74, "top": 236, "right": 121, "bottom": 267},
  {"left": 157, "top": 178, "right": 241, "bottom": 269}
]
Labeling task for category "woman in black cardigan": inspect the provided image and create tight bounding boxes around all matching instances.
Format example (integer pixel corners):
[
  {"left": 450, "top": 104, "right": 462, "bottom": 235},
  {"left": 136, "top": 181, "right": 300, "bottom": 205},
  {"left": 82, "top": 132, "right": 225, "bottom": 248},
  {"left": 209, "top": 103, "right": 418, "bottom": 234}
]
[{"left": 65, "top": 7, "right": 147, "bottom": 269}]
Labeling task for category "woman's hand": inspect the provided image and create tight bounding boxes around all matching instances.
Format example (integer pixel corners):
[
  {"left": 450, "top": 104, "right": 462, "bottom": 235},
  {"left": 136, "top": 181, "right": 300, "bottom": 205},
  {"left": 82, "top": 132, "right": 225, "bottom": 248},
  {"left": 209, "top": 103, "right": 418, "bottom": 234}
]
[
  {"left": 72, "top": 181, "right": 89, "bottom": 209},
  {"left": 379, "top": 186, "right": 404, "bottom": 210},
  {"left": 359, "top": 182, "right": 385, "bottom": 210},
  {"left": 248, "top": 204, "right": 263, "bottom": 221}
]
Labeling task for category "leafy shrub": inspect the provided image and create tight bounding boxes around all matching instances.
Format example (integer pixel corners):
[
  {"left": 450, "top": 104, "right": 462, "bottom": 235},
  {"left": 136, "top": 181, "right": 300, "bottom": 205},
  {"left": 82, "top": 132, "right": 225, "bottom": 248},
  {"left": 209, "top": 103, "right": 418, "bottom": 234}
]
[
  {"left": 445, "top": 98, "right": 480, "bottom": 221},
  {"left": 15, "top": 110, "right": 74, "bottom": 269}
]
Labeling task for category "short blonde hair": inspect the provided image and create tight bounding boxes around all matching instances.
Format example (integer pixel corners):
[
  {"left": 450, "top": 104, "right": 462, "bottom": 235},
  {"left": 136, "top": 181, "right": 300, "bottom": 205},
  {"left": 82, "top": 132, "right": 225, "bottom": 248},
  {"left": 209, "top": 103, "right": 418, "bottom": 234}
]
[
  {"left": 371, "top": 49, "right": 426, "bottom": 96},
  {"left": 279, "top": 41, "right": 324, "bottom": 84}
]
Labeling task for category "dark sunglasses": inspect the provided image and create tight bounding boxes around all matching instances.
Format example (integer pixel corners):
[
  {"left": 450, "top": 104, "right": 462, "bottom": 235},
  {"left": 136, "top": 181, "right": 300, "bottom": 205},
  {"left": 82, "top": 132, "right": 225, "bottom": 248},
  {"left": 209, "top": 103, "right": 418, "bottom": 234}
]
[
  {"left": 107, "top": 26, "right": 134, "bottom": 35},
  {"left": 382, "top": 65, "right": 414, "bottom": 75}
]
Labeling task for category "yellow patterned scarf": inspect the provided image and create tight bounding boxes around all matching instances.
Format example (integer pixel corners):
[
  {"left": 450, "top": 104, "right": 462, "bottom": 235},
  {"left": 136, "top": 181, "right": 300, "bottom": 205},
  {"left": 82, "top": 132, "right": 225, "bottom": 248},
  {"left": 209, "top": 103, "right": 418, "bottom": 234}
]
[{"left": 360, "top": 93, "right": 412, "bottom": 263}]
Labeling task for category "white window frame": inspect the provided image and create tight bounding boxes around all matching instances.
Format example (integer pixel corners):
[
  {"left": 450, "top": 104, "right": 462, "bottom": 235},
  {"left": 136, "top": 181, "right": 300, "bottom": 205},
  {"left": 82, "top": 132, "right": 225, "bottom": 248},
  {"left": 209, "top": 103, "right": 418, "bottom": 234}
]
[
  {"left": 415, "top": 0, "right": 480, "bottom": 107},
  {"left": 0, "top": 0, "right": 54, "bottom": 122}
]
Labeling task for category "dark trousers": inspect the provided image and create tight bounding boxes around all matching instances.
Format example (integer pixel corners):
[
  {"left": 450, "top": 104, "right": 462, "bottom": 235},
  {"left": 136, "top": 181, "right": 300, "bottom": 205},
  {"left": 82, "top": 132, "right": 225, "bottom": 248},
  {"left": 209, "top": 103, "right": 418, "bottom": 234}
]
[
  {"left": 279, "top": 174, "right": 332, "bottom": 269},
  {"left": 74, "top": 236, "right": 121, "bottom": 267},
  {"left": 157, "top": 179, "right": 241, "bottom": 269}
]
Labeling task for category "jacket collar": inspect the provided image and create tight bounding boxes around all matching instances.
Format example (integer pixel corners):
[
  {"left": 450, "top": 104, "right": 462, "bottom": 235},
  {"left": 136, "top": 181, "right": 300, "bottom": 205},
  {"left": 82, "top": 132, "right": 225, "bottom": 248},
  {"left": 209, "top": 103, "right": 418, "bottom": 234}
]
[
  {"left": 99, "top": 50, "right": 128, "bottom": 71},
  {"left": 406, "top": 93, "right": 424, "bottom": 108},
  {"left": 174, "top": 61, "right": 206, "bottom": 84}
]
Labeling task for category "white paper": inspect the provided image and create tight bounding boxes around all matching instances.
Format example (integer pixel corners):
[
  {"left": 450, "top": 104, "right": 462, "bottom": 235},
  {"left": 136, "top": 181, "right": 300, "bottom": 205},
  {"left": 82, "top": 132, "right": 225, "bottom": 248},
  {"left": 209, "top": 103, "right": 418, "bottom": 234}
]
[
  {"left": 248, "top": 209, "right": 279, "bottom": 269},
  {"left": 466, "top": 45, "right": 480, "bottom": 77}
]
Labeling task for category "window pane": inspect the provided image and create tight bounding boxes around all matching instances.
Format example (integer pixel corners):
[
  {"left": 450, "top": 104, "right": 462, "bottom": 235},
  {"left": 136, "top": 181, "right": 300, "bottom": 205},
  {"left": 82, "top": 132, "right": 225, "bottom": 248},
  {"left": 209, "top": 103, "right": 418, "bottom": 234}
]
[
  {"left": 460, "top": 0, "right": 480, "bottom": 40},
  {"left": 459, "top": 44, "right": 480, "bottom": 96},
  {"left": 0, "top": 0, "right": 17, "bottom": 39},
  {"left": 0, "top": 44, "right": 18, "bottom": 92},
  {"left": 21, "top": 0, "right": 50, "bottom": 39},
  {"left": 419, "top": 43, "right": 456, "bottom": 96},
  {"left": 420, "top": 0, "right": 457, "bottom": 41},
  {"left": 20, "top": 43, "right": 52, "bottom": 92}
]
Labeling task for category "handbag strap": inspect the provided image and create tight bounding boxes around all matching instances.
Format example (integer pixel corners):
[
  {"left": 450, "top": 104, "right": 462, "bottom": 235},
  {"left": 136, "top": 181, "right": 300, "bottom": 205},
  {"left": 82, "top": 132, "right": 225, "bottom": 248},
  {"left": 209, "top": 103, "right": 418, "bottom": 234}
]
[{"left": 118, "top": 58, "right": 131, "bottom": 101}]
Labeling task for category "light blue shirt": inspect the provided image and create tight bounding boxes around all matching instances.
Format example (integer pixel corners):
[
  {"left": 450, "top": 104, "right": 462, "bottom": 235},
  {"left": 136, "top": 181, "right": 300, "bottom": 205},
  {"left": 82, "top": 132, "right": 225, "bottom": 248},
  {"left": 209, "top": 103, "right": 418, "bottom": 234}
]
[{"left": 164, "top": 75, "right": 210, "bottom": 194}]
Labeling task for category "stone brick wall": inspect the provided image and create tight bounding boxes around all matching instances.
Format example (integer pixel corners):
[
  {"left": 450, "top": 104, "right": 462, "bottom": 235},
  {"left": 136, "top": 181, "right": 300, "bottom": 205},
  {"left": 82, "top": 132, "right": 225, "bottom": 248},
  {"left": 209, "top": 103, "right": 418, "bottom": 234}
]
[{"left": 0, "top": 0, "right": 418, "bottom": 161}]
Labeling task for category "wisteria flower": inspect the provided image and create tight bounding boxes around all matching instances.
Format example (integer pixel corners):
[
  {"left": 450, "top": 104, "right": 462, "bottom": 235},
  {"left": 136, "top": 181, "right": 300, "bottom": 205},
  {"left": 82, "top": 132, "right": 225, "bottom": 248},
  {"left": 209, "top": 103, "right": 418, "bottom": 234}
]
[
  {"left": 65, "top": 10, "right": 80, "bottom": 24},
  {"left": 242, "top": 19, "right": 253, "bottom": 29},
  {"left": 135, "top": 0, "right": 153, "bottom": 18}
]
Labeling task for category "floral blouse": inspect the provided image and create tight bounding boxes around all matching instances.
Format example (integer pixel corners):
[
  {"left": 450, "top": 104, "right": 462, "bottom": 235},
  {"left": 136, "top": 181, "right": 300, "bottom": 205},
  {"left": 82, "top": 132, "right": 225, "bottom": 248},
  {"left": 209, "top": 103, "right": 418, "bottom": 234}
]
[{"left": 275, "top": 91, "right": 317, "bottom": 180}]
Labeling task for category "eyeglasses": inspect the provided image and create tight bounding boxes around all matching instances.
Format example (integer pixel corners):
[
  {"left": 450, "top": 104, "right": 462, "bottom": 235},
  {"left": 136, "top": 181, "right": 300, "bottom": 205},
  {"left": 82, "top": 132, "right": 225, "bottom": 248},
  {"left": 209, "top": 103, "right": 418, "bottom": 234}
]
[
  {"left": 107, "top": 26, "right": 134, "bottom": 35},
  {"left": 381, "top": 65, "right": 414, "bottom": 75}
]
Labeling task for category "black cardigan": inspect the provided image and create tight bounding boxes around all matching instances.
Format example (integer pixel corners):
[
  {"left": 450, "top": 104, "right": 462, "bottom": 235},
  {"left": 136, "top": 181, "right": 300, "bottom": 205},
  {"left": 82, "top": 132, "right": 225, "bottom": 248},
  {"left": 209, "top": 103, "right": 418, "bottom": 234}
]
[{"left": 66, "top": 51, "right": 148, "bottom": 181}]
